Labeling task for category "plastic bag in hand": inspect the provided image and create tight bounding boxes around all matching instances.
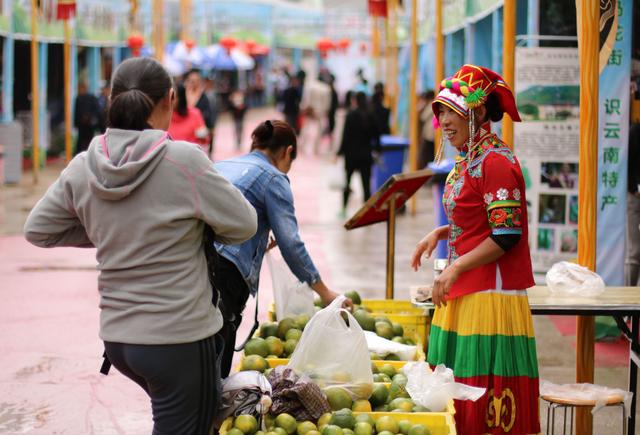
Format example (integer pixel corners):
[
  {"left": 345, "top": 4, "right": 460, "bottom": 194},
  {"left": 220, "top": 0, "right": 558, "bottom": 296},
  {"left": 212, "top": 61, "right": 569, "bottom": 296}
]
[
  {"left": 266, "top": 250, "right": 316, "bottom": 320},
  {"left": 288, "top": 295, "right": 374, "bottom": 399},
  {"left": 545, "top": 261, "right": 605, "bottom": 297},
  {"left": 403, "top": 362, "right": 485, "bottom": 412}
]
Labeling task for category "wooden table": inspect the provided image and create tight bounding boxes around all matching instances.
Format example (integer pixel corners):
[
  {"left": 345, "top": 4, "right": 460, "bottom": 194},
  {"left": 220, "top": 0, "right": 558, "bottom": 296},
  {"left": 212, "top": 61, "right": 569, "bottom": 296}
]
[{"left": 415, "top": 286, "right": 640, "bottom": 433}]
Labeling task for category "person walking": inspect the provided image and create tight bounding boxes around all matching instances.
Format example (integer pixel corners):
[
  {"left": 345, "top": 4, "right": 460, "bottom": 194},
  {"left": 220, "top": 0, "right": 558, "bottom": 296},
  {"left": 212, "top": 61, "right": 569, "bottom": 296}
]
[
  {"left": 73, "top": 82, "right": 102, "bottom": 155},
  {"left": 281, "top": 76, "right": 301, "bottom": 135},
  {"left": 229, "top": 89, "right": 247, "bottom": 150},
  {"left": 411, "top": 65, "right": 539, "bottom": 434},
  {"left": 24, "top": 57, "right": 257, "bottom": 434},
  {"left": 212, "top": 120, "right": 344, "bottom": 377},
  {"left": 338, "top": 91, "right": 380, "bottom": 216},
  {"left": 185, "top": 69, "right": 214, "bottom": 155},
  {"left": 168, "top": 83, "right": 209, "bottom": 154},
  {"left": 418, "top": 90, "right": 435, "bottom": 168},
  {"left": 300, "top": 75, "right": 332, "bottom": 154}
]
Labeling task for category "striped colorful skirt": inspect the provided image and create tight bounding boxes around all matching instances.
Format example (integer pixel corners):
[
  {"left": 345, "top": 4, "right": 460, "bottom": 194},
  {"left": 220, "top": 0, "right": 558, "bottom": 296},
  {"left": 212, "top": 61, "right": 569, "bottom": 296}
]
[{"left": 427, "top": 289, "right": 540, "bottom": 435}]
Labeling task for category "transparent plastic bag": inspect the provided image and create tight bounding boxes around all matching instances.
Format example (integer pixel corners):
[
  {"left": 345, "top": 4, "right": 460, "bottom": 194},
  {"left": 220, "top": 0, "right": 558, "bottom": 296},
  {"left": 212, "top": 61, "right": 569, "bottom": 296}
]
[
  {"left": 364, "top": 331, "right": 417, "bottom": 361},
  {"left": 403, "top": 362, "right": 485, "bottom": 412},
  {"left": 266, "top": 250, "right": 316, "bottom": 320},
  {"left": 540, "top": 380, "right": 633, "bottom": 414},
  {"left": 545, "top": 261, "right": 605, "bottom": 297},
  {"left": 214, "top": 371, "right": 272, "bottom": 428},
  {"left": 288, "top": 295, "right": 374, "bottom": 399}
]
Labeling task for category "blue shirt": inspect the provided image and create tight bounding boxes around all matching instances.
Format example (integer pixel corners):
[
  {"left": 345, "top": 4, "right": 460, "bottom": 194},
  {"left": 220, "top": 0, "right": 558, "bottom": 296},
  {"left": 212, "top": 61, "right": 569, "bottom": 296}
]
[{"left": 214, "top": 151, "right": 321, "bottom": 294}]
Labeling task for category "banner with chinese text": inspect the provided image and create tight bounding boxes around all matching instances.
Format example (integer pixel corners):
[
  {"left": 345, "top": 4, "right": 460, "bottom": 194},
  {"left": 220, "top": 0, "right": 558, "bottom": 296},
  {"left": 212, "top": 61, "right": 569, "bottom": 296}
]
[
  {"left": 514, "top": 47, "right": 580, "bottom": 277},
  {"left": 596, "top": 0, "right": 631, "bottom": 285}
]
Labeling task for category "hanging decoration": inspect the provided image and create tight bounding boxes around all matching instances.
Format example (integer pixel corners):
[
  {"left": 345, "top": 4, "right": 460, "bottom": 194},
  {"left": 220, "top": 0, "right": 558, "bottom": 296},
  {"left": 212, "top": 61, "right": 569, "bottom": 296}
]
[
  {"left": 337, "top": 38, "right": 351, "bottom": 52},
  {"left": 128, "top": 32, "right": 145, "bottom": 57},
  {"left": 368, "top": 0, "right": 387, "bottom": 17},
  {"left": 316, "top": 38, "right": 335, "bottom": 58},
  {"left": 184, "top": 38, "right": 195, "bottom": 51},
  {"left": 56, "top": 0, "right": 76, "bottom": 20}
]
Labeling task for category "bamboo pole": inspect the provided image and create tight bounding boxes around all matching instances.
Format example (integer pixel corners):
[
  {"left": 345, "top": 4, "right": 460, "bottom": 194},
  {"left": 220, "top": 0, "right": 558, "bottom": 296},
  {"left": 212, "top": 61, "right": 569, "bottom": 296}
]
[
  {"left": 373, "top": 17, "right": 382, "bottom": 82},
  {"left": 408, "top": 0, "right": 418, "bottom": 214},
  {"left": 153, "top": 0, "right": 164, "bottom": 62},
  {"left": 502, "top": 0, "right": 516, "bottom": 149},
  {"left": 388, "top": 0, "right": 398, "bottom": 134},
  {"left": 575, "top": 0, "right": 599, "bottom": 432},
  {"left": 30, "top": 0, "right": 39, "bottom": 183},
  {"left": 180, "top": 0, "right": 191, "bottom": 42},
  {"left": 64, "top": 19, "right": 72, "bottom": 163},
  {"left": 434, "top": 0, "right": 444, "bottom": 160}
]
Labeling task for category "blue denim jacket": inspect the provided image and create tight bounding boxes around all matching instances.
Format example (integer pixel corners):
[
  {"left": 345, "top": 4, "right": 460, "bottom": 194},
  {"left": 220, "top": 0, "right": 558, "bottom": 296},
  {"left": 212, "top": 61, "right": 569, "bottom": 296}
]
[{"left": 214, "top": 151, "right": 321, "bottom": 295}]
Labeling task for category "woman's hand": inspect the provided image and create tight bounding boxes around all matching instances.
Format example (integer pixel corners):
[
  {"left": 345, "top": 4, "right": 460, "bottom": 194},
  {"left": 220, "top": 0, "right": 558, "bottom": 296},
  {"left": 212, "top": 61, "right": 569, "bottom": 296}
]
[
  {"left": 311, "top": 281, "right": 353, "bottom": 311},
  {"left": 411, "top": 231, "right": 440, "bottom": 271},
  {"left": 432, "top": 263, "right": 461, "bottom": 307}
]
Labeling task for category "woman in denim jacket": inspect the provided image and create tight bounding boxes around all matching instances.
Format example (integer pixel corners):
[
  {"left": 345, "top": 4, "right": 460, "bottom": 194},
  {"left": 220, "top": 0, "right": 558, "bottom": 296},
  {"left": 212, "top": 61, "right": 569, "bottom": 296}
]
[{"left": 213, "top": 120, "right": 343, "bottom": 376}]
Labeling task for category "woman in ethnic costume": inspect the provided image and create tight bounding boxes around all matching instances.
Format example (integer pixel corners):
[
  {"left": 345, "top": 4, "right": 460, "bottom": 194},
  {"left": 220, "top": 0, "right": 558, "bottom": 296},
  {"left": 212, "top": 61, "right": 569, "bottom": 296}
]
[{"left": 411, "top": 64, "right": 540, "bottom": 434}]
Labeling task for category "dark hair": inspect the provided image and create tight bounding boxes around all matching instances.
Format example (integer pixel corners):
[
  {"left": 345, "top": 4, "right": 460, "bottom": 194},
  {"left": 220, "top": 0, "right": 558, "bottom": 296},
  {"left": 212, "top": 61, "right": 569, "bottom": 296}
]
[
  {"left": 422, "top": 89, "right": 435, "bottom": 100},
  {"left": 373, "top": 82, "right": 384, "bottom": 94},
  {"left": 355, "top": 92, "right": 368, "bottom": 111},
  {"left": 371, "top": 90, "right": 384, "bottom": 106},
  {"left": 344, "top": 90, "right": 354, "bottom": 108},
  {"left": 484, "top": 93, "right": 503, "bottom": 122},
  {"left": 108, "top": 57, "right": 173, "bottom": 131},
  {"left": 251, "top": 120, "right": 297, "bottom": 160},
  {"left": 175, "top": 83, "right": 188, "bottom": 117}
]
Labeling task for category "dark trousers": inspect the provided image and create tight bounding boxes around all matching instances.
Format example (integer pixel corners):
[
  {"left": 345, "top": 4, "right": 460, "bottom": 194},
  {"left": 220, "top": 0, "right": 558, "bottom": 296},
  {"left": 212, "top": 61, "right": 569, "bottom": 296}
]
[
  {"left": 343, "top": 163, "right": 372, "bottom": 208},
  {"left": 284, "top": 112, "right": 300, "bottom": 135},
  {"left": 104, "top": 335, "right": 221, "bottom": 435},
  {"left": 213, "top": 256, "right": 251, "bottom": 378}
]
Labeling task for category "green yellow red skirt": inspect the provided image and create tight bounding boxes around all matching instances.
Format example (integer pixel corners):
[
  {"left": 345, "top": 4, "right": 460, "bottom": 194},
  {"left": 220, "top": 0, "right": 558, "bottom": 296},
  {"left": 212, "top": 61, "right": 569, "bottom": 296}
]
[{"left": 427, "top": 289, "right": 540, "bottom": 435}]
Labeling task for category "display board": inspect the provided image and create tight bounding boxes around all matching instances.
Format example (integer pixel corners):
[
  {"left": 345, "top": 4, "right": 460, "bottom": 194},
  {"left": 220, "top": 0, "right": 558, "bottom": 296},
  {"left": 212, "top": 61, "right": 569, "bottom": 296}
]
[{"left": 514, "top": 47, "right": 580, "bottom": 275}]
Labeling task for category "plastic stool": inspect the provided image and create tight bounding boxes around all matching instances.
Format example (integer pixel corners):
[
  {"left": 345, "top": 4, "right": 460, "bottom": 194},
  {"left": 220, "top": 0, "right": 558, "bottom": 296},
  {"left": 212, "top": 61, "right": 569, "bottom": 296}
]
[{"left": 541, "top": 393, "right": 626, "bottom": 435}]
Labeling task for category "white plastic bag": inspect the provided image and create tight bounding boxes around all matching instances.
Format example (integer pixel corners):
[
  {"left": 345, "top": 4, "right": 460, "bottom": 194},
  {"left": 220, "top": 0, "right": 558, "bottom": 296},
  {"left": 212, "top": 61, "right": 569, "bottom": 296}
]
[
  {"left": 545, "top": 261, "right": 605, "bottom": 297},
  {"left": 403, "top": 362, "right": 485, "bottom": 412},
  {"left": 540, "top": 380, "right": 633, "bottom": 415},
  {"left": 288, "top": 295, "right": 374, "bottom": 399},
  {"left": 364, "top": 331, "right": 417, "bottom": 361},
  {"left": 266, "top": 250, "right": 316, "bottom": 320}
]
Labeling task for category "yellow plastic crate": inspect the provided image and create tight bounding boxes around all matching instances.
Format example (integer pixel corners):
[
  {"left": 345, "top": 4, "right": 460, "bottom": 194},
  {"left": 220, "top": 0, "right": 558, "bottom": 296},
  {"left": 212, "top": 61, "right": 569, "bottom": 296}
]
[
  {"left": 362, "top": 300, "right": 430, "bottom": 352},
  {"left": 361, "top": 299, "right": 426, "bottom": 315},
  {"left": 220, "top": 411, "right": 456, "bottom": 435}
]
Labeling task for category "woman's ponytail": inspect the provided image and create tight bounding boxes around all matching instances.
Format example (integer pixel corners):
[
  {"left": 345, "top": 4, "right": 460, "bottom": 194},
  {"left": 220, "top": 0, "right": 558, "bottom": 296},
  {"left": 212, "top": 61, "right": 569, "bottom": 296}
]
[{"left": 107, "top": 57, "right": 173, "bottom": 131}]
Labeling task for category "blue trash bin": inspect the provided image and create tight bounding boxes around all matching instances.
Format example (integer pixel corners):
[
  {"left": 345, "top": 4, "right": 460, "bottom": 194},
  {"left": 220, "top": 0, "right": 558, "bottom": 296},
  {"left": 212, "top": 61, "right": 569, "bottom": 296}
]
[
  {"left": 371, "top": 135, "right": 410, "bottom": 192},
  {"left": 427, "top": 158, "right": 455, "bottom": 259}
]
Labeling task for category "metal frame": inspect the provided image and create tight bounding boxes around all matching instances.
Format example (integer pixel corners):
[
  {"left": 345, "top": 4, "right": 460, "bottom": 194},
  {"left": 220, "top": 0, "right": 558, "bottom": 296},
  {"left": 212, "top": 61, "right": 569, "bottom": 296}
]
[{"left": 543, "top": 399, "right": 626, "bottom": 435}]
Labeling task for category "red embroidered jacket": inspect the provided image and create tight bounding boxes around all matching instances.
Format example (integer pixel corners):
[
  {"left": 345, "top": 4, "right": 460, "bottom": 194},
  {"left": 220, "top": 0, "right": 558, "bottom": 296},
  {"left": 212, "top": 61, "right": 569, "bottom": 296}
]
[{"left": 443, "top": 127, "right": 534, "bottom": 299}]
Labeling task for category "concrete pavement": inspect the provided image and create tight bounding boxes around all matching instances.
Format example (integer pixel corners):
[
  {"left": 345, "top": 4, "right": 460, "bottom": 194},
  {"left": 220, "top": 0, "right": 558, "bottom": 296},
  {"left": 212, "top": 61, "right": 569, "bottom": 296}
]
[{"left": 0, "top": 108, "right": 637, "bottom": 433}]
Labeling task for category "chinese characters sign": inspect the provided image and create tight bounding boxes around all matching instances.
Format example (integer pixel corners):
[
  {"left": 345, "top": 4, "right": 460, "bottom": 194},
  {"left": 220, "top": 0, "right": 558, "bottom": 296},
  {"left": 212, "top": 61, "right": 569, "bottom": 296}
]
[{"left": 596, "top": 0, "right": 631, "bottom": 285}]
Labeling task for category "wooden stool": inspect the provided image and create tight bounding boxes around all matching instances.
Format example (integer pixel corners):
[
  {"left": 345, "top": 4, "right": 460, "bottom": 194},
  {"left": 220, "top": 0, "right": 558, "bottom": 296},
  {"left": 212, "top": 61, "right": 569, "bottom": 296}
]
[{"left": 541, "top": 393, "right": 626, "bottom": 435}]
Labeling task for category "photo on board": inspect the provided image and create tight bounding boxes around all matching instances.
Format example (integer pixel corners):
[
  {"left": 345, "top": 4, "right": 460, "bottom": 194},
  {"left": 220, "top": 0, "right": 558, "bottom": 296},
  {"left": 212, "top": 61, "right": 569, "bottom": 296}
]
[
  {"left": 560, "top": 229, "right": 578, "bottom": 254},
  {"left": 538, "top": 194, "right": 567, "bottom": 224},
  {"left": 540, "top": 162, "right": 579, "bottom": 189},
  {"left": 537, "top": 228, "right": 556, "bottom": 252}
]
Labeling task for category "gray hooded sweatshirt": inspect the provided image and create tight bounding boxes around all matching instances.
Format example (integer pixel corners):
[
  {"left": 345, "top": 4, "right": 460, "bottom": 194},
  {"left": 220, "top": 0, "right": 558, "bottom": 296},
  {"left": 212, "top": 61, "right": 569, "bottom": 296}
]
[{"left": 24, "top": 129, "right": 257, "bottom": 345}]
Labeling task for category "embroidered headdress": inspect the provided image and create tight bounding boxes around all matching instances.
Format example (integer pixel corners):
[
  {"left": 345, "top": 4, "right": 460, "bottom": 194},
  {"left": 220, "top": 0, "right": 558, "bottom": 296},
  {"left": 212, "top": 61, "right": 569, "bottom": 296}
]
[{"left": 431, "top": 64, "right": 521, "bottom": 162}]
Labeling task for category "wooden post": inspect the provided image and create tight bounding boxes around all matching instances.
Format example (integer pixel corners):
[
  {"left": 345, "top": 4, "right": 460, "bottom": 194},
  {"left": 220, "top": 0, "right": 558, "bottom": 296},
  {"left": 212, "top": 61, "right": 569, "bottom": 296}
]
[
  {"left": 153, "top": 0, "right": 164, "bottom": 62},
  {"left": 576, "top": 0, "right": 599, "bottom": 433},
  {"left": 388, "top": 0, "right": 398, "bottom": 134},
  {"left": 180, "top": 0, "right": 191, "bottom": 42},
  {"left": 30, "top": 0, "right": 39, "bottom": 183},
  {"left": 434, "top": 0, "right": 444, "bottom": 159},
  {"left": 64, "top": 19, "right": 72, "bottom": 163},
  {"left": 386, "top": 193, "right": 399, "bottom": 299},
  {"left": 502, "top": 0, "right": 516, "bottom": 149},
  {"left": 408, "top": 0, "right": 418, "bottom": 214},
  {"left": 373, "top": 17, "right": 382, "bottom": 82}
]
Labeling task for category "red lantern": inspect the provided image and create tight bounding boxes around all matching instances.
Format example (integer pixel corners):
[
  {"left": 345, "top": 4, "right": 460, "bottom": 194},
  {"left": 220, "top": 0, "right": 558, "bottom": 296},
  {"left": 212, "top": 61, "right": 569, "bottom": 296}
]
[
  {"left": 56, "top": 0, "right": 76, "bottom": 20},
  {"left": 250, "top": 44, "right": 270, "bottom": 57},
  {"left": 127, "top": 32, "right": 145, "bottom": 57},
  {"left": 219, "top": 37, "right": 237, "bottom": 53},
  {"left": 316, "top": 38, "right": 334, "bottom": 58},
  {"left": 337, "top": 38, "right": 351, "bottom": 52},
  {"left": 368, "top": 0, "right": 388, "bottom": 17},
  {"left": 184, "top": 38, "right": 195, "bottom": 51}
]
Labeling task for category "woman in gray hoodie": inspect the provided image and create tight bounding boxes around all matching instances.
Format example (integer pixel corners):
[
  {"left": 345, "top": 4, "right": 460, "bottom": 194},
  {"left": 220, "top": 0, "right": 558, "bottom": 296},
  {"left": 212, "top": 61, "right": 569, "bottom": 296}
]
[{"left": 24, "top": 57, "right": 257, "bottom": 434}]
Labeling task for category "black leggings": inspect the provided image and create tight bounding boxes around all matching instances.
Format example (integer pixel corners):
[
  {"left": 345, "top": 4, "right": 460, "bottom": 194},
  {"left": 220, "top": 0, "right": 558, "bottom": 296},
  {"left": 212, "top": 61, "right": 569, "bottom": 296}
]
[
  {"left": 343, "top": 164, "right": 372, "bottom": 208},
  {"left": 104, "top": 335, "right": 221, "bottom": 435}
]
